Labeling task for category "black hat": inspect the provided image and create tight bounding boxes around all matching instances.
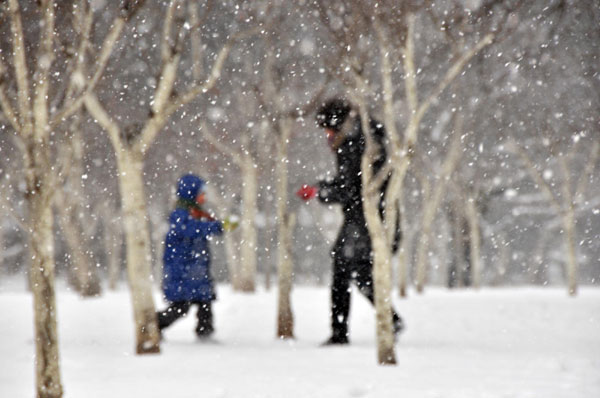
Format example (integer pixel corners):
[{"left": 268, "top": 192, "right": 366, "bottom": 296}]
[{"left": 316, "top": 98, "right": 352, "bottom": 130}]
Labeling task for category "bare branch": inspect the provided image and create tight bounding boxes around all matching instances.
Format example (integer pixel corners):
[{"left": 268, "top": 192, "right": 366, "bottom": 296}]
[
  {"left": 32, "top": 0, "right": 55, "bottom": 140},
  {"left": 374, "top": 21, "right": 402, "bottom": 153},
  {"left": 285, "top": 85, "right": 328, "bottom": 119},
  {"left": 48, "top": 1, "right": 91, "bottom": 117},
  {"left": 252, "top": 83, "right": 278, "bottom": 132},
  {"left": 574, "top": 140, "right": 599, "bottom": 199},
  {"left": 439, "top": 116, "right": 464, "bottom": 181},
  {"left": 506, "top": 139, "right": 562, "bottom": 211},
  {"left": 120, "top": 0, "right": 147, "bottom": 21},
  {"left": 188, "top": 0, "right": 214, "bottom": 80},
  {"left": 156, "top": 39, "right": 230, "bottom": 112},
  {"left": 134, "top": 25, "right": 262, "bottom": 155},
  {"left": 262, "top": 46, "right": 279, "bottom": 112},
  {"left": 161, "top": 0, "right": 178, "bottom": 63},
  {"left": 51, "top": 17, "right": 127, "bottom": 127},
  {"left": 152, "top": 0, "right": 183, "bottom": 116},
  {"left": 403, "top": 12, "right": 418, "bottom": 115},
  {"left": 367, "top": 161, "right": 394, "bottom": 196},
  {"left": 7, "top": 0, "right": 32, "bottom": 136},
  {"left": 63, "top": 0, "right": 93, "bottom": 100},
  {"left": 51, "top": 130, "right": 77, "bottom": 196},
  {"left": 0, "top": 186, "right": 26, "bottom": 231},
  {"left": 181, "top": 24, "right": 264, "bottom": 99},
  {"left": 425, "top": 4, "right": 457, "bottom": 47},
  {"left": 200, "top": 121, "right": 244, "bottom": 167},
  {"left": 88, "top": 8, "right": 131, "bottom": 86},
  {"left": 416, "top": 33, "right": 494, "bottom": 124},
  {"left": 558, "top": 156, "right": 573, "bottom": 211},
  {"left": 0, "top": 61, "right": 20, "bottom": 132},
  {"left": 314, "top": 0, "right": 347, "bottom": 55},
  {"left": 84, "top": 93, "right": 123, "bottom": 153}
]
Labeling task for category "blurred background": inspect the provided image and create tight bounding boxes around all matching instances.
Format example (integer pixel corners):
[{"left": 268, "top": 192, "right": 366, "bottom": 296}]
[{"left": 0, "top": 0, "right": 598, "bottom": 295}]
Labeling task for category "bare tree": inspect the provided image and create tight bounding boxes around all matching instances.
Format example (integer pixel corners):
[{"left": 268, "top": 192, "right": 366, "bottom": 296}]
[
  {"left": 446, "top": 192, "right": 470, "bottom": 287},
  {"left": 0, "top": 175, "right": 28, "bottom": 268},
  {"left": 446, "top": 177, "right": 492, "bottom": 289},
  {"left": 371, "top": 0, "right": 527, "bottom": 295},
  {"left": 54, "top": 116, "right": 101, "bottom": 297},
  {"left": 0, "top": 0, "right": 139, "bottom": 395},
  {"left": 385, "top": 15, "right": 492, "bottom": 294},
  {"left": 313, "top": 0, "right": 399, "bottom": 365},
  {"left": 100, "top": 202, "right": 124, "bottom": 290},
  {"left": 258, "top": 51, "right": 325, "bottom": 338},
  {"left": 414, "top": 113, "right": 463, "bottom": 291},
  {"left": 507, "top": 138, "right": 599, "bottom": 295},
  {"left": 84, "top": 1, "right": 259, "bottom": 352},
  {"left": 312, "top": 0, "right": 530, "bottom": 363},
  {"left": 274, "top": 117, "right": 296, "bottom": 338},
  {"left": 201, "top": 123, "right": 259, "bottom": 292}
]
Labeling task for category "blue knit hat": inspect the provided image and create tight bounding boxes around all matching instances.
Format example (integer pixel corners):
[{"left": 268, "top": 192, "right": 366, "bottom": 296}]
[{"left": 176, "top": 174, "right": 205, "bottom": 200}]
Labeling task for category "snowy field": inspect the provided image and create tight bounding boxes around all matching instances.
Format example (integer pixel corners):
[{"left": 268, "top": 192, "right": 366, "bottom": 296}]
[{"left": 1, "top": 283, "right": 599, "bottom": 398}]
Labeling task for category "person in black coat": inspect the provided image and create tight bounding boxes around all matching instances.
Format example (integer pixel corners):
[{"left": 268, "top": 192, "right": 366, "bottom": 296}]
[{"left": 298, "top": 98, "right": 404, "bottom": 345}]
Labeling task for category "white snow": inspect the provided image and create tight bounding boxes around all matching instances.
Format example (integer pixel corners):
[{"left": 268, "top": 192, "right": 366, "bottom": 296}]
[{"left": 1, "top": 284, "right": 599, "bottom": 398}]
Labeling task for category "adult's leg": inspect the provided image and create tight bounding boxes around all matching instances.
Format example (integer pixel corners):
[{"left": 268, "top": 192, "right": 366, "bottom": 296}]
[
  {"left": 195, "top": 301, "right": 214, "bottom": 337},
  {"left": 329, "top": 256, "right": 351, "bottom": 342},
  {"left": 353, "top": 259, "right": 375, "bottom": 303},
  {"left": 354, "top": 260, "right": 404, "bottom": 334},
  {"left": 157, "top": 301, "right": 192, "bottom": 330}
]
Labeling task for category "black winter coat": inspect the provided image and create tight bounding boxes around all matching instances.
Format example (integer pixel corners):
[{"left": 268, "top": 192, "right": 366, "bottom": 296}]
[{"left": 317, "top": 116, "right": 400, "bottom": 261}]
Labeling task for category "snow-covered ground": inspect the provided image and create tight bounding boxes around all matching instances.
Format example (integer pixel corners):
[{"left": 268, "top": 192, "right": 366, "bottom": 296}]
[{"left": 1, "top": 283, "right": 599, "bottom": 398}]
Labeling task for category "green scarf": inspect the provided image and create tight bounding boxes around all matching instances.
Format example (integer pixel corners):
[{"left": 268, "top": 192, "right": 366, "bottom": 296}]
[{"left": 176, "top": 198, "right": 202, "bottom": 212}]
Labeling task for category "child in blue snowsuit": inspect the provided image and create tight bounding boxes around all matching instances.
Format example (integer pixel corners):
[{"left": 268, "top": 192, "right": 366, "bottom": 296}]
[{"left": 157, "top": 174, "right": 223, "bottom": 338}]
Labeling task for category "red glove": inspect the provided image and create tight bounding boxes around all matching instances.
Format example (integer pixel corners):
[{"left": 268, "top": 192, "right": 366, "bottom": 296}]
[{"left": 296, "top": 184, "right": 317, "bottom": 201}]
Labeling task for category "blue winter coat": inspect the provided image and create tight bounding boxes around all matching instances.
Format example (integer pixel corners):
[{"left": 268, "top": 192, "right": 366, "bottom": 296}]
[{"left": 162, "top": 208, "right": 223, "bottom": 302}]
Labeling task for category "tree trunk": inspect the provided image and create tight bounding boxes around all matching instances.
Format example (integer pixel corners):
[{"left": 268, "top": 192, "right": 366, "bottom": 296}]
[
  {"left": 55, "top": 114, "right": 102, "bottom": 297},
  {"left": 512, "top": 147, "right": 583, "bottom": 296},
  {"left": 0, "top": 225, "right": 3, "bottom": 273},
  {"left": 149, "top": 211, "right": 164, "bottom": 284},
  {"left": 563, "top": 209, "right": 578, "bottom": 296},
  {"left": 57, "top": 207, "right": 101, "bottom": 296},
  {"left": 215, "top": 199, "right": 242, "bottom": 289},
  {"left": 56, "top": 128, "right": 100, "bottom": 296},
  {"left": 437, "top": 213, "right": 450, "bottom": 286},
  {"left": 30, "top": 203, "right": 63, "bottom": 398},
  {"left": 364, "top": 190, "right": 396, "bottom": 365},
  {"left": 276, "top": 119, "right": 295, "bottom": 338},
  {"left": 105, "top": 214, "right": 122, "bottom": 290},
  {"left": 415, "top": 215, "right": 432, "bottom": 293},
  {"left": 116, "top": 150, "right": 160, "bottom": 354},
  {"left": 447, "top": 206, "right": 459, "bottom": 288},
  {"left": 414, "top": 175, "right": 433, "bottom": 293},
  {"left": 560, "top": 156, "right": 578, "bottom": 296},
  {"left": 355, "top": 98, "right": 396, "bottom": 365},
  {"left": 238, "top": 154, "right": 258, "bottom": 292},
  {"left": 532, "top": 228, "right": 549, "bottom": 285},
  {"left": 466, "top": 198, "right": 482, "bottom": 289},
  {"left": 26, "top": 149, "right": 63, "bottom": 398},
  {"left": 496, "top": 233, "right": 509, "bottom": 285},
  {"left": 224, "top": 229, "right": 242, "bottom": 290},
  {"left": 263, "top": 204, "right": 274, "bottom": 291},
  {"left": 277, "top": 213, "right": 296, "bottom": 338},
  {"left": 24, "top": 0, "right": 64, "bottom": 389},
  {"left": 397, "top": 196, "right": 409, "bottom": 297},
  {"left": 415, "top": 119, "right": 461, "bottom": 292}
]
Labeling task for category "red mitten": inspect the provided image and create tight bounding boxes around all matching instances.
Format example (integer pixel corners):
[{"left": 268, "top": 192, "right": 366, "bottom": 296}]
[{"left": 296, "top": 184, "right": 317, "bottom": 201}]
